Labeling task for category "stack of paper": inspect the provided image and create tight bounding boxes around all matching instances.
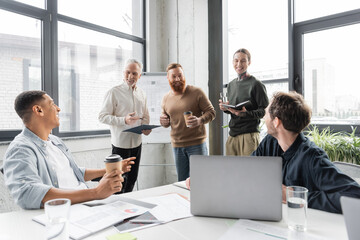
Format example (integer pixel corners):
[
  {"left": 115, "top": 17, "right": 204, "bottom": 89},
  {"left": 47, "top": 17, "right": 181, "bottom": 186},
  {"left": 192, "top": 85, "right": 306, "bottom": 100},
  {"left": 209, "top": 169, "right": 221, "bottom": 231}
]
[
  {"left": 33, "top": 197, "right": 155, "bottom": 240},
  {"left": 115, "top": 193, "right": 192, "bottom": 233}
]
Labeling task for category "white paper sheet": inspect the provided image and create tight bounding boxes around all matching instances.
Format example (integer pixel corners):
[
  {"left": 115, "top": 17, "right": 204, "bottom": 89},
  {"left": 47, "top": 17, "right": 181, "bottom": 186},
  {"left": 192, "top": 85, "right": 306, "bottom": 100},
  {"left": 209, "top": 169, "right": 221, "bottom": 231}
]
[
  {"left": 219, "top": 219, "right": 326, "bottom": 240},
  {"left": 33, "top": 198, "right": 152, "bottom": 240},
  {"left": 143, "top": 193, "right": 192, "bottom": 221},
  {"left": 115, "top": 193, "right": 192, "bottom": 233},
  {"left": 172, "top": 181, "right": 189, "bottom": 191}
]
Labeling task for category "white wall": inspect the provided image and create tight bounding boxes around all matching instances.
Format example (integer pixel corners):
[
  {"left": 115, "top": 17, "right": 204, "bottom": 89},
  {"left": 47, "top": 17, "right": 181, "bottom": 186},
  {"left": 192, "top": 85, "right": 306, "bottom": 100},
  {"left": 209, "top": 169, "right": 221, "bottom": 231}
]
[{"left": 146, "top": 0, "right": 208, "bottom": 90}]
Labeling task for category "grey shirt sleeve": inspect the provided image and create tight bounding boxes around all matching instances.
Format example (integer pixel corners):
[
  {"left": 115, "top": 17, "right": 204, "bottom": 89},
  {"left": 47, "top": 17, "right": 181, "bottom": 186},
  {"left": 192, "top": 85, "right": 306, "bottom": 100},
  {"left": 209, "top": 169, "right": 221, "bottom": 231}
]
[{"left": 4, "top": 143, "right": 52, "bottom": 209}]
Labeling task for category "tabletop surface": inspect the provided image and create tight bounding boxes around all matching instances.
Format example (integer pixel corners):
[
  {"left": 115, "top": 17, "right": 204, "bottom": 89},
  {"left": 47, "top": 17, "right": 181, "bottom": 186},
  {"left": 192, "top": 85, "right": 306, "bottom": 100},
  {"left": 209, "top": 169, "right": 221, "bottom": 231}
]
[{"left": 0, "top": 184, "right": 348, "bottom": 240}]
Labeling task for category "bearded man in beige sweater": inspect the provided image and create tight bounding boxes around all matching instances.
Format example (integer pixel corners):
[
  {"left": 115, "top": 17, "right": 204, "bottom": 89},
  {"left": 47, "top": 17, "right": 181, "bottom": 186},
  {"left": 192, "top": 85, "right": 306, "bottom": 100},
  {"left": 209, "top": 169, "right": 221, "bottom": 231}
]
[{"left": 160, "top": 63, "right": 216, "bottom": 181}]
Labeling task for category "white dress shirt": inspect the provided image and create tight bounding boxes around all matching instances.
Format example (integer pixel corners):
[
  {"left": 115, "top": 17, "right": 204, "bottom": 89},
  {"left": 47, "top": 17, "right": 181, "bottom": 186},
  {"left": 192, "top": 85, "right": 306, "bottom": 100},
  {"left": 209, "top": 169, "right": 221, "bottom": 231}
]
[{"left": 98, "top": 82, "right": 150, "bottom": 148}]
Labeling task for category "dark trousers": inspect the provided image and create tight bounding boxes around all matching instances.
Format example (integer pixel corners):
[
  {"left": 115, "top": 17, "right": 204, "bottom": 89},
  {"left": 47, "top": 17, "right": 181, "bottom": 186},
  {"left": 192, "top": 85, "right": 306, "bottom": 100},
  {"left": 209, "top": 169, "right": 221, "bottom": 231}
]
[{"left": 112, "top": 144, "right": 142, "bottom": 193}]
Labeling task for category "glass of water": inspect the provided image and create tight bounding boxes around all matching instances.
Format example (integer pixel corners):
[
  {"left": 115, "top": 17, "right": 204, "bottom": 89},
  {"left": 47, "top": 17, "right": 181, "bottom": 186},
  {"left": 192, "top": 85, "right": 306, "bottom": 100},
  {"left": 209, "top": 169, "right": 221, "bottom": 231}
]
[
  {"left": 286, "top": 186, "right": 308, "bottom": 231},
  {"left": 45, "top": 198, "right": 71, "bottom": 240},
  {"left": 220, "top": 92, "right": 228, "bottom": 103}
]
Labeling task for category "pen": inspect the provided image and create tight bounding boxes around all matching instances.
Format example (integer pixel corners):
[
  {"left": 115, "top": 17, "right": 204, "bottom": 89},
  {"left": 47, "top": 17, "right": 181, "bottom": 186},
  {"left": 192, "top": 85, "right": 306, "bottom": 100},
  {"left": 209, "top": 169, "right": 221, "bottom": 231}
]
[{"left": 129, "top": 219, "right": 164, "bottom": 224}]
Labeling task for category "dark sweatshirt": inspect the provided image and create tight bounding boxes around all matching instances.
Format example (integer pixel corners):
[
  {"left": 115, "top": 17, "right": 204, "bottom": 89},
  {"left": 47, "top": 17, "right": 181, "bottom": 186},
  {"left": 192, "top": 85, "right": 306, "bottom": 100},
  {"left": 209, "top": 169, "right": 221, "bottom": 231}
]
[
  {"left": 226, "top": 75, "right": 269, "bottom": 136},
  {"left": 252, "top": 133, "right": 360, "bottom": 213}
]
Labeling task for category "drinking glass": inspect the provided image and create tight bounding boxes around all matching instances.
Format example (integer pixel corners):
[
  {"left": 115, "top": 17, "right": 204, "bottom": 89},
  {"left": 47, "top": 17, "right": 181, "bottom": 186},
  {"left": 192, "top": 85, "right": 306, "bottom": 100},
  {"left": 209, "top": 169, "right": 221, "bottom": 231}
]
[
  {"left": 45, "top": 198, "right": 71, "bottom": 240},
  {"left": 286, "top": 186, "right": 308, "bottom": 231},
  {"left": 220, "top": 92, "right": 227, "bottom": 102}
]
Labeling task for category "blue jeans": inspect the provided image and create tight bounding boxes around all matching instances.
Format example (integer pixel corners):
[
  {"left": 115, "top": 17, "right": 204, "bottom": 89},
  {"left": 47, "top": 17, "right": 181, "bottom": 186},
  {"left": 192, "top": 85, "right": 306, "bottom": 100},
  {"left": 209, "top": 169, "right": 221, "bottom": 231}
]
[{"left": 173, "top": 142, "right": 208, "bottom": 181}]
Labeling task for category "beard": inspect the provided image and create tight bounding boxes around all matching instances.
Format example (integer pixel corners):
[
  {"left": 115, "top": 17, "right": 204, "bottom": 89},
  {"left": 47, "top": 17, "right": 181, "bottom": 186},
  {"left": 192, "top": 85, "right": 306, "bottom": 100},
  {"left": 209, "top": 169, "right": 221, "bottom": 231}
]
[{"left": 169, "top": 78, "right": 186, "bottom": 93}]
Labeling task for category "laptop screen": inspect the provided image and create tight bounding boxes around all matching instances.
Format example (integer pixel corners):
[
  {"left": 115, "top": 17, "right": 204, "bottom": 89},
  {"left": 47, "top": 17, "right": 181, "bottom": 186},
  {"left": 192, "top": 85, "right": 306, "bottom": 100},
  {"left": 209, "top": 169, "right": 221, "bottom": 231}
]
[{"left": 190, "top": 155, "right": 283, "bottom": 221}]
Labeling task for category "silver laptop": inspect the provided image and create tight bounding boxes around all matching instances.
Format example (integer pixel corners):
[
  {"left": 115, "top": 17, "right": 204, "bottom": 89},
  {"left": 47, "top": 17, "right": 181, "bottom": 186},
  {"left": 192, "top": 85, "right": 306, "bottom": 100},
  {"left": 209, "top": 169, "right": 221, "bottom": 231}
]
[
  {"left": 341, "top": 196, "right": 360, "bottom": 240},
  {"left": 190, "top": 155, "right": 282, "bottom": 221}
]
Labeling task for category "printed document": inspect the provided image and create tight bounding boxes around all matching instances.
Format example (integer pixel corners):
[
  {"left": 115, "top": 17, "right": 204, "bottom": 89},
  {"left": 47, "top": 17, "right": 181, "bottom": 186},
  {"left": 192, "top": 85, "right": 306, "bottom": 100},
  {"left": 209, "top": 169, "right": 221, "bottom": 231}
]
[
  {"left": 115, "top": 193, "right": 192, "bottom": 233},
  {"left": 33, "top": 197, "right": 154, "bottom": 240}
]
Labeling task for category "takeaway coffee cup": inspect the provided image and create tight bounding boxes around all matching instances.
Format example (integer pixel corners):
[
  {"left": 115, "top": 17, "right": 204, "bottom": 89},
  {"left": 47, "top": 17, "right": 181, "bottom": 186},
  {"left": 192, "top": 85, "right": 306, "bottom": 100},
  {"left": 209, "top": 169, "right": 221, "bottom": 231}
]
[
  {"left": 104, "top": 154, "right": 123, "bottom": 173},
  {"left": 184, "top": 111, "right": 193, "bottom": 127}
]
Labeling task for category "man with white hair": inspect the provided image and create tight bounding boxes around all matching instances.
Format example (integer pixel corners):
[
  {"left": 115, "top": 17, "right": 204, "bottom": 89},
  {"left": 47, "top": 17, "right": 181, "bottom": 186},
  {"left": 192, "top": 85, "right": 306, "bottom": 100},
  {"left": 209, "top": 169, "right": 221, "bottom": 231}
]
[{"left": 99, "top": 59, "right": 151, "bottom": 193}]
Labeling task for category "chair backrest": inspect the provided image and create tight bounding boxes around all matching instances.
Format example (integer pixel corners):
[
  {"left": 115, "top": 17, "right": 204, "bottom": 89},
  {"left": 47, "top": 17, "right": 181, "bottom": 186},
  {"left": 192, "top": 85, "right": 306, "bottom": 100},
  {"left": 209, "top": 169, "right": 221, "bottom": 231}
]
[
  {"left": 333, "top": 161, "right": 360, "bottom": 183},
  {"left": 0, "top": 170, "right": 21, "bottom": 213}
]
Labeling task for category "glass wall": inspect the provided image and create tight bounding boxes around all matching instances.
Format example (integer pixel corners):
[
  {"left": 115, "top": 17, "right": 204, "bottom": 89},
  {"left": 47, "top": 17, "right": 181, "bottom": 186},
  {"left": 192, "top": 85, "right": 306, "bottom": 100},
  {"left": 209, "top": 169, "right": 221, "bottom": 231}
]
[
  {"left": 0, "top": 9, "right": 42, "bottom": 130},
  {"left": 0, "top": 0, "right": 145, "bottom": 140},
  {"left": 303, "top": 24, "right": 360, "bottom": 125},
  {"left": 225, "top": 0, "right": 360, "bottom": 132},
  {"left": 13, "top": 0, "right": 44, "bottom": 9},
  {"left": 226, "top": 0, "right": 288, "bottom": 81},
  {"left": 226, "top": 0, "right": 288, "bottom": 97},
  {"left": 294, "top": 1, "right": 360, "bottom": 129},
  {"left": 295, "top": 0, "right": 360, "bottom": 23},
  {"left": 58, "top": 22, "right": 143, "bottom": 132},
  {"left": 58, "top": 0, "right": 143, "bottom": 37}
]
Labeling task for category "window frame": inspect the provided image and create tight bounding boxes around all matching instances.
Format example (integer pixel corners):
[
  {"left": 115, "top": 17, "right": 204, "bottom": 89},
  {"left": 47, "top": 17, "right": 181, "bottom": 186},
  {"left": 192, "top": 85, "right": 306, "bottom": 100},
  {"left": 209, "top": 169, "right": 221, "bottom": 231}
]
[
  {"left": 292, "top": 5, "right": 360, "bottom": 134},
  {"left": 213, "top": 0, "right": 360, "bottom": 154},
  {"left": 0, "top": 0, "right": 146, "bottom": 141}
]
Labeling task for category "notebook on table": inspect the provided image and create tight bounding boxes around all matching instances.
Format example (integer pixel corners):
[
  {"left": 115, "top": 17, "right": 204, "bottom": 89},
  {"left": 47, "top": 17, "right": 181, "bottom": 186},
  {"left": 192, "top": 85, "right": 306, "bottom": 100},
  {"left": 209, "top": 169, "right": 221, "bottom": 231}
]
[{"left": 190, "top": 155, "right": 283, "bottom": 221}]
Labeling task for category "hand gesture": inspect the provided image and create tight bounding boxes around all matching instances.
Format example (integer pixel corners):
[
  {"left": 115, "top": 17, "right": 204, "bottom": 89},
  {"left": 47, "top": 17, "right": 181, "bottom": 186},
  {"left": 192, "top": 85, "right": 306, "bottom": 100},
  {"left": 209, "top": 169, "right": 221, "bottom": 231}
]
[
  {"left": 227, "top": 106, "right": 247, "bottom": 116},
  {"left": 125, "top": 112, "right": 140, "bottom": 125},
  {"left": 142, "top": 129, "right": 152, "bottom": 135},
  {"left": 185, "top": 177, "right": 191, "bottom": 190},
  {"left": 122, "top": 157, "right": 136, "bottom": 173},
  {"left": 219, "top": 99, "right": 229, "bottom": 111}
]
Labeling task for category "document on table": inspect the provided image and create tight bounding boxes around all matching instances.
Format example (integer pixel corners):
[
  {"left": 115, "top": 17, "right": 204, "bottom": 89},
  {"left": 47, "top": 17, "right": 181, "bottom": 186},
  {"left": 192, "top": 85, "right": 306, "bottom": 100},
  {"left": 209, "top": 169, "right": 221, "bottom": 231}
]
[
  {"left": 219, "top": 219, "right": 326, "bottom": 240},
  {"left": 33, "top": 197, "right": 155, "bottom": 240},
  {"left": 122, "top": 125, "right": 161, "bottom": 134},
  {"left": 172, "top": 181, "right": 189, "bottom": 190},
  {"left": 115, "top": 193, "right": 192, "bottom": 233}
]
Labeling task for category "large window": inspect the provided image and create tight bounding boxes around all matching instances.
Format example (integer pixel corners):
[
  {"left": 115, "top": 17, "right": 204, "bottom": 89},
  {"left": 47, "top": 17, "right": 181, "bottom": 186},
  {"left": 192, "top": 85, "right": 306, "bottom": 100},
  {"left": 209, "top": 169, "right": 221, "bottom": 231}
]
[
  {"left": 13, "top": 0, "right": 44, "bottom": 9},
  {"left": 293, "top": 2, "right": 360, "bottom": 130},
  {"left": 58, "top": 0, "right": 143, "bottom": 37},
  {"left": 295, "top": 0, "right": 360, "bottom": 23},
  {"left": 226, "top": 0, "right": 289, "bottom": 99},
  {"left": 58, "top": 22, "right": 143, "bottom": 132},
  {"left": 224, "top": 0, "right": 360, "bottom": 133},
  {"left": 0, "top": 9, "right": 42, "bottom": 131},
  {"left": 304, "top": 24, "right": 360, "bottom": 126},
  {"left": 0, "top": 0, "right": 145, "bottom": 141}
]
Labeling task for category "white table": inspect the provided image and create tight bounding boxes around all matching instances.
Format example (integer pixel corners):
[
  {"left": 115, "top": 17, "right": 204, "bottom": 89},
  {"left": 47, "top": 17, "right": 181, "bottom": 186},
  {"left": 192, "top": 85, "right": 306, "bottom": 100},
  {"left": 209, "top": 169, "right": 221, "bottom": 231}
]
[{"left": 0, "top": 184, "right": 348, "bottom": 240}]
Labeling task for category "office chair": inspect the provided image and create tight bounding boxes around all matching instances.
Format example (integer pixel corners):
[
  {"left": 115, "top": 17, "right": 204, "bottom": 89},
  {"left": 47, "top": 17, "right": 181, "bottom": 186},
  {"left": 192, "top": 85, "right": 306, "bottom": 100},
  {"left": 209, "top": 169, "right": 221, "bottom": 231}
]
[
  {"left": 0, "top": 169, "right": 21, "bottom": 213},
  {"left": 333, "top": 161, "right": 360, "bottom": 184}
]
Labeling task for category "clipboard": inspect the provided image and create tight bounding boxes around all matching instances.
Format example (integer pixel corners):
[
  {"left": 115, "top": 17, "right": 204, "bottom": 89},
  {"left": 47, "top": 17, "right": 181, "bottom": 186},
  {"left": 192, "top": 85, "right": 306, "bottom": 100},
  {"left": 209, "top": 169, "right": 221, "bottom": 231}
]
[{"left": 122, "top": 125, "right": 161, "bottom": 134}]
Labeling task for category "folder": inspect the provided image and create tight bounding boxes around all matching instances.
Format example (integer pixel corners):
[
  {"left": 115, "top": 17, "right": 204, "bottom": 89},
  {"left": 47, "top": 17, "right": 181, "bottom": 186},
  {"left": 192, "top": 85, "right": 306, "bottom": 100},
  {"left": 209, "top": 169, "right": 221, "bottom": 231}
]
[{"left": 122, "top": 125, "right": 161, "bottom": 134}]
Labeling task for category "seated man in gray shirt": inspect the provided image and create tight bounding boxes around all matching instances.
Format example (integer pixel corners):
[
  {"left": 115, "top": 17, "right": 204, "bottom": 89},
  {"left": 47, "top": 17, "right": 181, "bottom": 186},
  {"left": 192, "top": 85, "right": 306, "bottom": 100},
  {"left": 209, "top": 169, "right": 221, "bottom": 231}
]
[{"left": 3, "top": 90, "right": 134, "bottom": 209}]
